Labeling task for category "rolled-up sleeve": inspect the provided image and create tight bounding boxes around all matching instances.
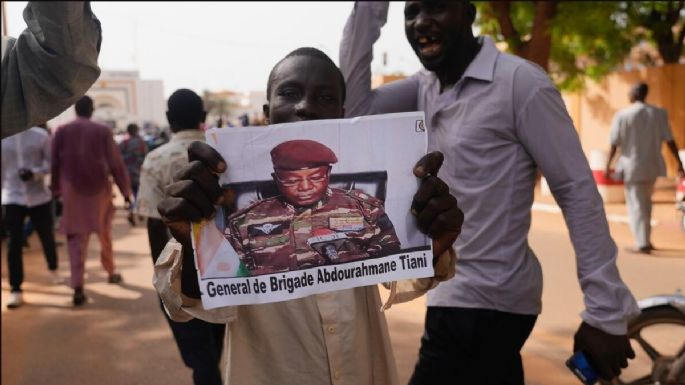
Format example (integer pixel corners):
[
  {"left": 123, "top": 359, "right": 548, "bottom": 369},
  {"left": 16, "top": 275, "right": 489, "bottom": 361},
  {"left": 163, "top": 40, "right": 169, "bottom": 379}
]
[
  {"left": 513, "top": 67, "right": 639, "bottom": 335},
  {"left": 153, "top": 239, "right": 237, "bottom": 324},
  {"left": 1, "top": 1, "right": 102, "bottom": 139}
]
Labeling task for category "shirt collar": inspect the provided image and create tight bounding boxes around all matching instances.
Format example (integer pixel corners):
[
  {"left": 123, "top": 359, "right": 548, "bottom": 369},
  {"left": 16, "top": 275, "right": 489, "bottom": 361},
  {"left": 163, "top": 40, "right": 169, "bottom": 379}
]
[
  {"left": 171, "top": 129, "right": 205, "bottom": 142},
  {"left": 461, "top": 36, "right": 499, "bottom": 82}
]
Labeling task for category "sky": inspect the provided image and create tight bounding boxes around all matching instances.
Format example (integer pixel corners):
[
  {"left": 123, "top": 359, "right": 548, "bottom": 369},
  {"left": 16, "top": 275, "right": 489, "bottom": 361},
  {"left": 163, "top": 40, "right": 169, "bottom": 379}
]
[{"left": 4, "top": 1, "right": 424, "bottom": 98}]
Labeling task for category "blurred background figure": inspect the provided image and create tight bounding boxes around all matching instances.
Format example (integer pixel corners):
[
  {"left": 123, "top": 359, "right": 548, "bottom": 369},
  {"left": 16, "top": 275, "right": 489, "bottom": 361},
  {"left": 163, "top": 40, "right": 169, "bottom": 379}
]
[
  {"left": 136, "top": 89, "right": 224, "bottom": 385},
  {"left": 2, "top": 124, "right": 63, "bottom": 309},
  {"left": 605, "top": 82, "right": 685, "bottom": 254},
  {"left": 1, "top": 1, "right": 102, "bottom": 139},
  {"left": 51, "top": 95, "right": 132, "bottom": 306},
  {"left": 239, "top": 113, "right": 249, "bottom": 127},
  {"left": 118, "top": 123, "right": 148, "bottom": 226}
]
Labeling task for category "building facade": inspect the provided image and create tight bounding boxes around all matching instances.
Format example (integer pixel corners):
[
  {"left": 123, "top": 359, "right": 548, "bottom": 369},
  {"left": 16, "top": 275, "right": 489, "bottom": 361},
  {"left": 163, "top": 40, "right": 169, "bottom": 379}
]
[{"left": 48, "top": 70, "right": 166, "bottom": 135}]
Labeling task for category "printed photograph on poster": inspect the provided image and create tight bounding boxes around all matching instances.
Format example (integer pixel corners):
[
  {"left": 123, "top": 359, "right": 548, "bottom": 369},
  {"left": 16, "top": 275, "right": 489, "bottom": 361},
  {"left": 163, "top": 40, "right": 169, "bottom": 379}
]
[{"left": 191, "top": 112, "right": 433, "bottom": 309}]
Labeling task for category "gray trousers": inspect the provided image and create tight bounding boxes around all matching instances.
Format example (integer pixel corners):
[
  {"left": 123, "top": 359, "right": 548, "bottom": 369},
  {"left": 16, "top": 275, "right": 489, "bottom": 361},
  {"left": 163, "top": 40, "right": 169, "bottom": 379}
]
[{"left": 624, "top": 180, "right": 655, "bottom": 248}]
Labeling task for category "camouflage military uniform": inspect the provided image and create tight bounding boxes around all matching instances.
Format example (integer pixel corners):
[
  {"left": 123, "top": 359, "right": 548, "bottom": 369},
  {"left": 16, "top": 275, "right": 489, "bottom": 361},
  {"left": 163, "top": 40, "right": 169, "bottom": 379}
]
[{"left": 225, "top": 187, "right": 401, "bottom": 275}]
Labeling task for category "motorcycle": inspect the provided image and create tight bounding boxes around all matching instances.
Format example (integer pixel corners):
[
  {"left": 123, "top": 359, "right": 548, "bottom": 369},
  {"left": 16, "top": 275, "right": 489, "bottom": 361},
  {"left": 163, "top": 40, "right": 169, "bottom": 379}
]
[{"left": 601, "top": 292, "right": 685, "bottom": 385}]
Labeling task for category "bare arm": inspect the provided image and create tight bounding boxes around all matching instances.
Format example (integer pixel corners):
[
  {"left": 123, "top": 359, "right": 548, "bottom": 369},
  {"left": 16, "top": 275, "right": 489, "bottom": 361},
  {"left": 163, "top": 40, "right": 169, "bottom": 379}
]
[
  {"left": 604, "top": 144, "right": 618, "bottom": 177},
  {"left": 666, "top": 140, "right": 684, "bottom": 177}
]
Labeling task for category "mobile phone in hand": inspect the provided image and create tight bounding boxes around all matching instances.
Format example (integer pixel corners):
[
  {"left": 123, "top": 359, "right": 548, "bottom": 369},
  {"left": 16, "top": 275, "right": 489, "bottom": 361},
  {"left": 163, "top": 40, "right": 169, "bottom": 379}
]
[{"left": 566, "top": 351, "right": 599, "bottom": 385}]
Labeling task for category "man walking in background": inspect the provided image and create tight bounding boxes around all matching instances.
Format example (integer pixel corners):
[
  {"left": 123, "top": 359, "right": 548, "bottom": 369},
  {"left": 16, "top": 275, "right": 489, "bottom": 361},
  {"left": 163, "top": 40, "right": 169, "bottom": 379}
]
[
  {"left": 119, "top": 123, "right": 148, "bottom": 226},
  {"left": 605, "top": 82, "right": 685, "bottom": 254},
  {"left": 136, "top": 89, "right": 225, "bottom": 385},
  {"left": 52, "top": 95, "right": 132, "bottom": 306},
  {"left": 2, "top": 124, "right": 63, "bottom": 308}
]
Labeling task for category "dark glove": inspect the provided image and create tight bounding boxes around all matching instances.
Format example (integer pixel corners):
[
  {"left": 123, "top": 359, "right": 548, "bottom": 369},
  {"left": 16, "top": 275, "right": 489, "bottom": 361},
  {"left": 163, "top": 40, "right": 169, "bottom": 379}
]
[
  {"left": 157, "top": 141, "right": 227, "bottom": 247},
  {"left": 18, "top": 168, "right": 34, "bottom": 182},
  {"left": 411, "top": 151, "right": 463, "bottom": 259},
  {"left": 573, "top": 321, "right": 635, "bottom": 381}
]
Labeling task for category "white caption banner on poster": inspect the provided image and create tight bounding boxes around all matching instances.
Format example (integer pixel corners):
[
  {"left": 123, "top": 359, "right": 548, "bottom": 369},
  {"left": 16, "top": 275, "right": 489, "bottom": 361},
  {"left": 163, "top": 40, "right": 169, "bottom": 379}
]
[{"left": 192, "top": 112, "right": 433, "bottom": 309}]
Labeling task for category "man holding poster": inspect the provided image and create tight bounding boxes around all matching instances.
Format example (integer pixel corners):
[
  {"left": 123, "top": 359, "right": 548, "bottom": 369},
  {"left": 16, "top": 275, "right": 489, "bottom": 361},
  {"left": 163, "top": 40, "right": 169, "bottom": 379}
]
[
  {"left": 155, "top": 47, "right": 462, "bottom": 385},
  {"left": 225, "top": 139, "right": 401, "bottom": 275}
]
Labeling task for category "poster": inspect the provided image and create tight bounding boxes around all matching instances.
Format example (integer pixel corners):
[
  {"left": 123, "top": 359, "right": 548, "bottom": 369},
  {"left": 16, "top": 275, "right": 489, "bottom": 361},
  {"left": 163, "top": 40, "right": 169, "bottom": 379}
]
[{"left": 192, "top": 112, "right": 433, "bottom": 309}]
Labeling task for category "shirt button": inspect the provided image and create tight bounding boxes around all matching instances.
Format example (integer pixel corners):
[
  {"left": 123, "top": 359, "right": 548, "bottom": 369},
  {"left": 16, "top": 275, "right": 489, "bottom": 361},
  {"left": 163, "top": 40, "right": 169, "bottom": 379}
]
[
  {"left": 327, "top": 326, "right": 336, "bottom": 334},
  {"left": 333, "top": 370, "right": 340, "bottom": 380}
]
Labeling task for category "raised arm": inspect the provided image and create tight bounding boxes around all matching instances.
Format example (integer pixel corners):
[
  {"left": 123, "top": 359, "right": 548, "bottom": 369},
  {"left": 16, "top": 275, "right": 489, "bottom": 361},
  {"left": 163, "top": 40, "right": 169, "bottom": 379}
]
[
  {"left": 1, "top": 1, "right": 102, "bottom": 138},
  {"left": 339, "top": 1, "right": 419, "bottom": 118}
]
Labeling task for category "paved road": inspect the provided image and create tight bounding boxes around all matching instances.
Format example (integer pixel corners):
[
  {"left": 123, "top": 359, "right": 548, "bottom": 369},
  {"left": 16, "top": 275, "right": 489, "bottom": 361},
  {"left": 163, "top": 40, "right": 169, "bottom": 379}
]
[{"left": 2, "top": 189, "right": 684, "bottom": 385}]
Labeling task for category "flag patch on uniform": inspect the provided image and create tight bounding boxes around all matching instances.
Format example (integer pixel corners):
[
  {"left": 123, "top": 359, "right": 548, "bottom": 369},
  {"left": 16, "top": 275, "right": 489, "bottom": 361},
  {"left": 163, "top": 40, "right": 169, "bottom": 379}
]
[{"left": 329, "top": 216, "right": 364, "bottom": 232}]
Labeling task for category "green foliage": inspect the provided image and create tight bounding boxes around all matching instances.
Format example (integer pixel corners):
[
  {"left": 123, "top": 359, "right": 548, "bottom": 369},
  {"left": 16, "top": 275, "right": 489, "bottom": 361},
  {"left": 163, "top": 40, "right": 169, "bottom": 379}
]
[
  {"left": 549, "top": 2, "right": 634, "bottom": 90},
  {"left": 475, "top": 1, "right": 683, "bottom": 91}
]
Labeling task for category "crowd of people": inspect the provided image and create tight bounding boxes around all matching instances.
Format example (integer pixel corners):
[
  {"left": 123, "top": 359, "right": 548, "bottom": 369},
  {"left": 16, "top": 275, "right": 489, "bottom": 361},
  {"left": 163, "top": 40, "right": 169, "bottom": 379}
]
[{"left": 2, "top": 2, "right": 683, "bottom": 385}]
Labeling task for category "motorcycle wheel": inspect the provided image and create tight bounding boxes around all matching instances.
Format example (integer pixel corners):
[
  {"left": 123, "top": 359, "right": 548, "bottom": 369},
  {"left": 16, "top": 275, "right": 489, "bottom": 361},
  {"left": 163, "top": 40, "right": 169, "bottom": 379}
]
[{"left": 600, "top": 306, "right": 685, "bottom": 385}]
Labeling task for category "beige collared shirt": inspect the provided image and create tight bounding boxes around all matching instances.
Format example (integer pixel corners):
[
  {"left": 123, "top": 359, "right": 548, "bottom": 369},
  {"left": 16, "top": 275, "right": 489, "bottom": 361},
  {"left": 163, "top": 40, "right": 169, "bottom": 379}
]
[
  {"left": 136, "top": 129, "right": 207, "bottom": 219},
  {"left": 154, "top": 239, "right": 456, "bottom": 385}
]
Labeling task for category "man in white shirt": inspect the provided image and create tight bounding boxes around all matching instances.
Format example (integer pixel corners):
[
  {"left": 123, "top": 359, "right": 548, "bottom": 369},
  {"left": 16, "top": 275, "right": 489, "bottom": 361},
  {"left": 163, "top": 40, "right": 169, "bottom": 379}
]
[
  {"left": 2, "top": 126, "right": 63, "bottom": 308},
  {"left": 605, "top": 82, "right": 685, "bottom": 254},
  {"left": 339, "top": 2, "right": 639, "bottom": 384}
]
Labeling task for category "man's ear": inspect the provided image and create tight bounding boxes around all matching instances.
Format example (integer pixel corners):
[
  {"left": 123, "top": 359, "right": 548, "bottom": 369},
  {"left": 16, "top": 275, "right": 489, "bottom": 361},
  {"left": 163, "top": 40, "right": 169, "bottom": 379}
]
[
  {"left": 166, "top": 111, "right": 172, "bottom": 126},
  {"left": 263, "top": 104, "right": 270, "bottom": 123}
]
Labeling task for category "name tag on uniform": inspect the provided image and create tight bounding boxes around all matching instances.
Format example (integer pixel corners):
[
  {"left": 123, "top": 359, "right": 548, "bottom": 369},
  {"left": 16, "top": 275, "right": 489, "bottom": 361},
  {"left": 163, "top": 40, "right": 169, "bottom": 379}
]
[
  {"left": 328, "top": 216, "right": 364, "bottom": 232},
  {"left": 248, "top": 221, "right": 289, "bottom": 237}
]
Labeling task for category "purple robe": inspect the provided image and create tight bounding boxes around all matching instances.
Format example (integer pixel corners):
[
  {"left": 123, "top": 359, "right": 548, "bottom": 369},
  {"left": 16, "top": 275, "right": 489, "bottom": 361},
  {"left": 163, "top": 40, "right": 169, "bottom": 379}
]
[{"left": 52, "top": 117, "right": 131, "bottom": 234}]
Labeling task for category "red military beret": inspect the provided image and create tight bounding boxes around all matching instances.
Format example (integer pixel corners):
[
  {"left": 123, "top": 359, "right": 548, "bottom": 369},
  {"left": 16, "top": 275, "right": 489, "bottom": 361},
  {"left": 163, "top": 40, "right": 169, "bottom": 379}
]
[{"left": 270, "top": 140, "right": 338, "bottom": 170}]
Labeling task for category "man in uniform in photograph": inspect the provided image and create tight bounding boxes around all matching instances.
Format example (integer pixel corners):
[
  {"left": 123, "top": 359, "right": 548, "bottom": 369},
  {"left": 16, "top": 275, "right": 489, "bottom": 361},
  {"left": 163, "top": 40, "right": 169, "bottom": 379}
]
[{"left": 224, "top": 139, "right": 401, "bottom": 275}]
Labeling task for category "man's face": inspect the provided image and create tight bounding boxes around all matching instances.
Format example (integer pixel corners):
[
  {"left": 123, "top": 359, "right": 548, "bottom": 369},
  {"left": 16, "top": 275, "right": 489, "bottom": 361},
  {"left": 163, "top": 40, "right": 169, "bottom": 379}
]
[
  {"left": 265, "top": 56, "right": 345, "bottom": 124},
  {"left": 273, "top": 166, "right": 331, "bottom": 207},
  {"left": 404, "top": 1, "right": 474, "bottom": 72}
]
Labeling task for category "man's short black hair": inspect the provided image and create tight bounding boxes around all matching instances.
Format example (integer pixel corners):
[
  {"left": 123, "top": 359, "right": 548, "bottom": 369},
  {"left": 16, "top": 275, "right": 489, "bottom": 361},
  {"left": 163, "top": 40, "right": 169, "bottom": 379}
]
[
  {"left": 266, "top": 47, "right": 346, "bottom": 103},
  {"left": 75, "top": 95, "right": 94, "bottom": 117},
  {"left": 126, "top": 123, "right": 139, "bottom": 136},
  {"left": 167, "top": 89, "right": 205, "bottom": 131},
  {"left": 630, "top": 82, "right": 649, "bottom": 101}
]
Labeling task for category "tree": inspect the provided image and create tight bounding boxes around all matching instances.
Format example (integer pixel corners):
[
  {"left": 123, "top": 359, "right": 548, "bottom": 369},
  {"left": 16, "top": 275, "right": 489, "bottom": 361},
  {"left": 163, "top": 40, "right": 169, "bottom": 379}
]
[
  {"left": 476, "top": 2, "right": 634, "bottom": 90},
  {"left": 475, "top": 1, "right": 684, "bottom": 91},
  {"left": 622, "top": 1, "right": 685, "bottom": 64}
]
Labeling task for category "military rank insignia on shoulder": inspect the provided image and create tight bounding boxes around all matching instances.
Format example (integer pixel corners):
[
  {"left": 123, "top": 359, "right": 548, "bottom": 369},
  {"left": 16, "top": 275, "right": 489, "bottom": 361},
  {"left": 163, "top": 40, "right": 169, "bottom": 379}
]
[{"left": 345, "top": 189, "right": 383, "bottom": 207}]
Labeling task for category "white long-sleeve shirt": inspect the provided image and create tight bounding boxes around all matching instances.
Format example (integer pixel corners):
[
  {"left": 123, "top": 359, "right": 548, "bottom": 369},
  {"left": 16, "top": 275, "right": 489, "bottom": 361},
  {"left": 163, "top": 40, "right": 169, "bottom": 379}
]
[
  {"left": 339, "top": 2, "right": 639, "bottom": 335},
  {"left": 1, "top": 127, "right": 52, "bottom": 207}
]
